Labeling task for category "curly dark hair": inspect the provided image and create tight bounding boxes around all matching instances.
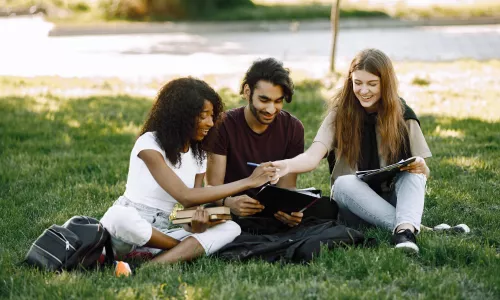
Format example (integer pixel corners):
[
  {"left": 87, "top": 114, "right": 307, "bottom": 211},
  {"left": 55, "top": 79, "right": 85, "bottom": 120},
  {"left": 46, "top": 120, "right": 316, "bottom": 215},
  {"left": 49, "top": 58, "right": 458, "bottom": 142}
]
[
  {"left": 140, "top": 77, "right": 224, "bottom": 167},
  {"left": 239, "top": 57, "right": 294, "bottom": 103}
]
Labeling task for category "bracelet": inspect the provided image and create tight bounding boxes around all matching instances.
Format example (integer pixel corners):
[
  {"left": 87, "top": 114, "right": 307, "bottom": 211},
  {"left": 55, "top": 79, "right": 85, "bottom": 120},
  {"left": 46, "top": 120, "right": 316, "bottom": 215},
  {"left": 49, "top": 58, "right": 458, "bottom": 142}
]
[{"left": 222, "top": 197, "right": 228, "bottom": 206}]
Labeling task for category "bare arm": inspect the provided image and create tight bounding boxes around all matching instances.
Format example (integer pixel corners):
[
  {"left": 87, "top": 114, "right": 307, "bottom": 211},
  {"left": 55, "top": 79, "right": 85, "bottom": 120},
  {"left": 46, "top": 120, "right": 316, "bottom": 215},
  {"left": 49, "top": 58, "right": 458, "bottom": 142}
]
[
  {"left": 205, "top": 153, "right": 226, "bottom": 186},
  {"left": 206, "top": 152, "right": 265, "bottom": 216},
  {"left": 194, "top": 173, "right": 205, "bottom": 188},
  {"left": 139, "top": 150, "right": 275, "bottom": 208},
  {"left": 273, "top": 142, "right": 329, "bottom": 177},
  {"left": 276, "top": 173, "right": 297, "bottom": 189},
  {"left": 205, "top": 153, "right": 226, "bottom": 206}
]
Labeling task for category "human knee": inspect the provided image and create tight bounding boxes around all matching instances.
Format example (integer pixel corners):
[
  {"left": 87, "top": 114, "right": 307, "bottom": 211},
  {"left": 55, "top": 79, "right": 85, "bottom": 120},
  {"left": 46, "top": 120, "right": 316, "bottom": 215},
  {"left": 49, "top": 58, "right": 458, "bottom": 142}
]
[
  {"left": 395, "top": 171, "right": 427, "bottom": 189},
  {"left": 100, "top": 205, "right": 151, "bottom": 245},
  {"left": 192, "top": 220, "right": 241, "bottom": 255},
  {"left": 333, "top": 175, "right": 359, "bottom": 204},
  {"left": 218, "top": 220, "right": 241, "bottom": 239},
  {"left": 101, "top": 205, "right": 127, "bottom": 232}
]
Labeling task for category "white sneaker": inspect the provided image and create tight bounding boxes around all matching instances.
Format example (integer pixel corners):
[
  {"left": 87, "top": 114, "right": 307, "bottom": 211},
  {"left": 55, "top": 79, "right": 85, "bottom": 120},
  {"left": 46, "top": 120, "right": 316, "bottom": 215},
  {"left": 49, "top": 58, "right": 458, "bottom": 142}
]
[{"left": 433, "top": 223, "right": 470, "bottom": 233}]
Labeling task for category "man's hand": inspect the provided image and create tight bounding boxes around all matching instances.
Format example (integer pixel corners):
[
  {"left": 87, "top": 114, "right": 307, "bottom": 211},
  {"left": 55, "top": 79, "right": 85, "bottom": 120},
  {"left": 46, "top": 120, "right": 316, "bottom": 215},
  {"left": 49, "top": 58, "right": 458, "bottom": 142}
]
[
  {"left": 248, "top": 162, "right": 279, "bottom": 187},
  {"left": 225, "top": 195, "right": 264, "bottom": 216},
  {"left": 274, "top": 211, "right": 303, "bottom": 227}
]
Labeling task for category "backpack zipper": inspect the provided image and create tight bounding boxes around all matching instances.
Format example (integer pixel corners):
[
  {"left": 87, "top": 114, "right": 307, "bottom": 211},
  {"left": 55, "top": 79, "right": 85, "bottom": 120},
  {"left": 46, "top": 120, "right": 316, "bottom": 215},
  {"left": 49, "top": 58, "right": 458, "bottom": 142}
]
[
  {"left": 32, "top": 243, "right": 63, "bottom": 265},
  {"left": 47, "top": 229, "right": 76, "bottom": 251}
]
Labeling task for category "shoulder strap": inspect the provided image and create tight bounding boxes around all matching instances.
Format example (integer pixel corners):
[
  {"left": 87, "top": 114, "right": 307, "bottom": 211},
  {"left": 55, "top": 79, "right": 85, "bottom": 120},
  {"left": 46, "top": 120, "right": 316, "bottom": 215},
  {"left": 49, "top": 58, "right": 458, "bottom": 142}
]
[{"left": 103, "top": 237, "right": 114, "bottom": 266}]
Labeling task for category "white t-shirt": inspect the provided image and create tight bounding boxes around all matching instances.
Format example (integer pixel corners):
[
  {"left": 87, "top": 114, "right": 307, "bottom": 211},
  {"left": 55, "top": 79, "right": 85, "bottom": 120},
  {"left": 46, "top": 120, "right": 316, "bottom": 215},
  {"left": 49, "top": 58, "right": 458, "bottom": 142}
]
[{"left": 123, "top": 132, "right": 207, "bottom": 214}]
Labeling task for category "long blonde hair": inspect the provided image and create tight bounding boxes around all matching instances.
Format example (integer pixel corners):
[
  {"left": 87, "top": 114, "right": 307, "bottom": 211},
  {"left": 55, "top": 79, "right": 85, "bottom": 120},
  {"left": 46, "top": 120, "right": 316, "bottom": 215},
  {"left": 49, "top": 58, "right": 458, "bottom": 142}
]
[{"left": 331, "top": 48, "right": 408, "bottom": 167}]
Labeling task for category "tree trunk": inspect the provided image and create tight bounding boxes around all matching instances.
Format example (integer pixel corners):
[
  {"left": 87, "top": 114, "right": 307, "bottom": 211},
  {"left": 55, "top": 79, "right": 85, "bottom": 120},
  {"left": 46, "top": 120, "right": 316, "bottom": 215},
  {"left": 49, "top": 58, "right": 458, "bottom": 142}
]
[{"left": 329, "top": 0, "right": 341, "bottom": 73}]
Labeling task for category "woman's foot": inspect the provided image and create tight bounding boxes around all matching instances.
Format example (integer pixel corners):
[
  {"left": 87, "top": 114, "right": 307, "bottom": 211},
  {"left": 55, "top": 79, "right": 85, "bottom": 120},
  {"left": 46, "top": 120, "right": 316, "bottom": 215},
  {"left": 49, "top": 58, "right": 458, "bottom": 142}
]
[{"left": 391, "top": 229, "right": 419, "bottom": 254}]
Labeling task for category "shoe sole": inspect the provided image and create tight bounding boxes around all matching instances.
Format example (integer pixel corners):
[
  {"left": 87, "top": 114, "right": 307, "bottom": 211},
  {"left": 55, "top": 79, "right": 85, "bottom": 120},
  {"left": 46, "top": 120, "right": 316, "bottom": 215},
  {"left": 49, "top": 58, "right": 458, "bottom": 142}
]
[{"left": 395, "top": 242, "right": 419, "bottom": 254}]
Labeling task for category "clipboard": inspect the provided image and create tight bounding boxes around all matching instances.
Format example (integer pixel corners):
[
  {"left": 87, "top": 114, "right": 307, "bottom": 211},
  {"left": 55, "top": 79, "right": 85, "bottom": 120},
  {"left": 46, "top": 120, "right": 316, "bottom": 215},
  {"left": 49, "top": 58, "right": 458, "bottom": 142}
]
[
  {"left": 253, "top": 185, "right": 322, "bottom": 218},
  {"left": 355, "top": 157, "right": 416, "bottom": 182}
]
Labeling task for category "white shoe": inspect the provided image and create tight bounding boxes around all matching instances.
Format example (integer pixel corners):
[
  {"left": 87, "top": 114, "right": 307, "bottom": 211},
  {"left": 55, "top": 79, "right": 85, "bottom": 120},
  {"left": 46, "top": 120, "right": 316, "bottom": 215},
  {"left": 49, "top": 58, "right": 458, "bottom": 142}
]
[{"left": 433, "top": 223, "right": 470, "bottom": 233}]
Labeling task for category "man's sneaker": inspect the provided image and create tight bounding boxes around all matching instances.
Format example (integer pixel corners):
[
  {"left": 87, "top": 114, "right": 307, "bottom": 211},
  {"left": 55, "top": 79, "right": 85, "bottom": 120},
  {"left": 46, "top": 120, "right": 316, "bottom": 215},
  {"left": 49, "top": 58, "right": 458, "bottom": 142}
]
[
  {"left": 391, "top": 229, "right": 419, "bottom": 254},
  {"left": 433, "top": 223, "right": 470, "bottom": 234},
  {"left": 114, "top": 261, "right": 132, "bottom": 277}
]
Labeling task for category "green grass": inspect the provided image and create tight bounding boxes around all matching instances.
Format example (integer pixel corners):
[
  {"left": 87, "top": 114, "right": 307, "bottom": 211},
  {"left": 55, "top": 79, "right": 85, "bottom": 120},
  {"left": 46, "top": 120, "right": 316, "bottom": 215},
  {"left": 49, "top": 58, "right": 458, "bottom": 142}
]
[{"left": 1, "top": 60, "right": 500, "bottom": 299}]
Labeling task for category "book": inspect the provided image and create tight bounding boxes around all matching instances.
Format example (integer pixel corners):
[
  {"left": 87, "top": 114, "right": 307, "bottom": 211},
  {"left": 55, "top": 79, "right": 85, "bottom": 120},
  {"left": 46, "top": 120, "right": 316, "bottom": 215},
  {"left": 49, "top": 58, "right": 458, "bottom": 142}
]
[
  {"left": 175, "top": 206, "right": 230, "bottom": 219},
  {"left": 253, "top": 185, "right": 322, "bottom": 218},
  {"left": 171, "top": 214, "right": 232, "bottom": 225},
  {"left": 355, "top": 157, "right": 416, "bottom": 182}
]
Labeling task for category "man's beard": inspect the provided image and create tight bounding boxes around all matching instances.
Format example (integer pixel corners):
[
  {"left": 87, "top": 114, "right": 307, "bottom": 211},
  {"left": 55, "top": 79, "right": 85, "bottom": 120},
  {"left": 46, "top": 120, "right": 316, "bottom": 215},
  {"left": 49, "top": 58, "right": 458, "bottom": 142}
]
[{"left": 249, "top": 100, "right": 274, "bottom": 125}]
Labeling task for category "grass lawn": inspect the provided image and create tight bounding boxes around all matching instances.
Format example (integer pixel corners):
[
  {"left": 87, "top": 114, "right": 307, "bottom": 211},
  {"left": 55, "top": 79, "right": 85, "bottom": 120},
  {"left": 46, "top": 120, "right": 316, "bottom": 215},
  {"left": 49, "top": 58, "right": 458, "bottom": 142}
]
[{"left": 0, "top": 60, "right": 499, "bottom": 299}]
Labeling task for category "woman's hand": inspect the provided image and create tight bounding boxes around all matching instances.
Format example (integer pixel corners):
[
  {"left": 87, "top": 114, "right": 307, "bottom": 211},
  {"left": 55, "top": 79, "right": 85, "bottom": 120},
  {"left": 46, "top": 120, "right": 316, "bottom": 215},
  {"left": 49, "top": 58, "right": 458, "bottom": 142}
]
[
  {"left": 270, "top": 160, "right": 290, "bottom": 179},
  {"left": 400, "top": 156, "right": 430, "bottom": 177},
  {"left": 190, "top": 207, "right": 209, "bottom": 233},
  {"left": 248, "top": 162, "right": 278, "bottom": 187},
  {"left": 188, "top": 207, "right": 226, "bottom": 233}
]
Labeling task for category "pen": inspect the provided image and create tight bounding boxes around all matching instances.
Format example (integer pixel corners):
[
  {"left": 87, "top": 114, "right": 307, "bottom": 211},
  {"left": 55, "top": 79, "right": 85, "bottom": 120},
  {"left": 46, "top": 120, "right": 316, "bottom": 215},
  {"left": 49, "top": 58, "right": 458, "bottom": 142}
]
[
  {"left": 299, "top": 197, "right": 321, "bottom": 213},
  {"left": 246, "top": 162, "right": 260, "bottom": 167}
]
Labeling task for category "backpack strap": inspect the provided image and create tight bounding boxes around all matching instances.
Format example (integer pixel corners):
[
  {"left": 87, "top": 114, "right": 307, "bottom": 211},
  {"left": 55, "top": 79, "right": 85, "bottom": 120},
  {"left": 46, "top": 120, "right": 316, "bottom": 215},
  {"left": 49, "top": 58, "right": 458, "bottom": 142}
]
[{"left": 103, "top": 237, "right": 115, "bottom": 266}]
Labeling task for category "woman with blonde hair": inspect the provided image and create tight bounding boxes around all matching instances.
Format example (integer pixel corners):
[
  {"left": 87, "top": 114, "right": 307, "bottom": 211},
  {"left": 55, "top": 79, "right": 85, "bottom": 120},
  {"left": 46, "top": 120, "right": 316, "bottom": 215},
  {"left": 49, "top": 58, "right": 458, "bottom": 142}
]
[{"left": 272, "top": 49, "right": 431, "bottom": 253}]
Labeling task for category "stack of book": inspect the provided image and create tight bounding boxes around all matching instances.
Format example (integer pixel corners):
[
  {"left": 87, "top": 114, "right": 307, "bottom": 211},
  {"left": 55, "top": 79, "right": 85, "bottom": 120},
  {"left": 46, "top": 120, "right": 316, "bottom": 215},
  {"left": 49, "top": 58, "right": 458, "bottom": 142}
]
[{"left": 171, "top": 207, "right": 232, "bottom": 225}]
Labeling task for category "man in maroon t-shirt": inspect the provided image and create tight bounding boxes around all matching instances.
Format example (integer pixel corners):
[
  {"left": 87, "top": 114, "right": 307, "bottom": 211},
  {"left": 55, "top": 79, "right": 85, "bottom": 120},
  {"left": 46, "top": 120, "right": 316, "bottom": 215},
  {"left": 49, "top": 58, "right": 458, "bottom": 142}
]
[{"left": 203, "top": 58, "right": 305, "bottom": 228}]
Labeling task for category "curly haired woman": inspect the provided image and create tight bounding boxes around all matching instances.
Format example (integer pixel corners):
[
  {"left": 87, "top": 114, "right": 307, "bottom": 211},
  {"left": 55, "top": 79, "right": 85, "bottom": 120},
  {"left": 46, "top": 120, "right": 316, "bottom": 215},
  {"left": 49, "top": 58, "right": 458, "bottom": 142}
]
[
  {"left": 100, "top": 78, "right": 277, "bottom": 272},
  {"left": 272, "top": 49, "right": 433, "bottom": 253}
]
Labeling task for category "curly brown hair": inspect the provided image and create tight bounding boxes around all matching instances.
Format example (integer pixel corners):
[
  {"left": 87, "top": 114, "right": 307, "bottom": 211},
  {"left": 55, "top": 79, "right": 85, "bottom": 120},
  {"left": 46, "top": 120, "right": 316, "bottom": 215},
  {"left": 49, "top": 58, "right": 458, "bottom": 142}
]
[{"left": 140, "top": 77, "right": 224, "bottom": 167}]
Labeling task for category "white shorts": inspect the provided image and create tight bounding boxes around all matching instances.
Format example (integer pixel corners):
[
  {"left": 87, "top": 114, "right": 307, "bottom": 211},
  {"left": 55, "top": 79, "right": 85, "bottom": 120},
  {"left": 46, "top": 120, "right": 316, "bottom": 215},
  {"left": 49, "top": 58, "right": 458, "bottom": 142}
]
[{"left": 100, "top": 196, "right": 241, "bottom": 256}]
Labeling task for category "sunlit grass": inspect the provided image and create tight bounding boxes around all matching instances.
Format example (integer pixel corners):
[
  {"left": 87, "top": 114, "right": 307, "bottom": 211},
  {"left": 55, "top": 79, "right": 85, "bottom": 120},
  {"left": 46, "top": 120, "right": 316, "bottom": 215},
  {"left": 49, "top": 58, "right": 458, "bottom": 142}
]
[{"left": 1, "top": 60, "right": 499, "bottom": 299}]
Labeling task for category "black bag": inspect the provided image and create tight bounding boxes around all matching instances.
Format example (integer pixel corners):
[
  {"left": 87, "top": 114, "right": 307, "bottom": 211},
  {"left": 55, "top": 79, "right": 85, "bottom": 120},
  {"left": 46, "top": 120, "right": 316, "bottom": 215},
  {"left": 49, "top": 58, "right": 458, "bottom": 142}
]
[
  {"left": 24, "top": 216, "right": 114, "bottom": 271},
  {"left": 217, "top": 218, "right": 376, "bottom": 264}
]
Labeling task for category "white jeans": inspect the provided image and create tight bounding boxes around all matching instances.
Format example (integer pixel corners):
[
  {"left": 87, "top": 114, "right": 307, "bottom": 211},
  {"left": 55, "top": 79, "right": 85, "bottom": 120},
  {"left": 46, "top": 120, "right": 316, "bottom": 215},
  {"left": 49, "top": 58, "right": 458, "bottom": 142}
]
[
  {"left": 332, "top": 172, "right": 426, "bottom": 233},
  {"left": 100, "top": 196, "right": 241, "bottom": 256}
]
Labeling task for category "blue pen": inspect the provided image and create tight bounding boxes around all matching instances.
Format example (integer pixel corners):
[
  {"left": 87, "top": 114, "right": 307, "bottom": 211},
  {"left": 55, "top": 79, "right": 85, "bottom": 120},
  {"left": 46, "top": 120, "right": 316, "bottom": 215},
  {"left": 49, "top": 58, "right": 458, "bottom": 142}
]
[{"left": 246, "top": 162, "right": 260, "bottom": 167}]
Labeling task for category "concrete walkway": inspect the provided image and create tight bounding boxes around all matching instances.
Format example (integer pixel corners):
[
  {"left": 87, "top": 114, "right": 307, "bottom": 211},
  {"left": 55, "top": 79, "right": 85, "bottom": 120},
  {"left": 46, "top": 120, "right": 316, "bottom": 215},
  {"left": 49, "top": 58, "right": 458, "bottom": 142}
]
[
  {"left": 48, "top": 17, "right": 500, "bottom": 36},
  {"left": 1, "top": 16, "right": 500, "bottom": 83}
]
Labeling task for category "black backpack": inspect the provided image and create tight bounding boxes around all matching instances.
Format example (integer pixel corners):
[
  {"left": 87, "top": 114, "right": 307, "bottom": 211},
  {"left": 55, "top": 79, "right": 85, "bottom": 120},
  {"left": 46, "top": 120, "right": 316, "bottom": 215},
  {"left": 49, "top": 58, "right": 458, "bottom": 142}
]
[{"left": 24, "top": 216, "right": 114, "bottom": 271}]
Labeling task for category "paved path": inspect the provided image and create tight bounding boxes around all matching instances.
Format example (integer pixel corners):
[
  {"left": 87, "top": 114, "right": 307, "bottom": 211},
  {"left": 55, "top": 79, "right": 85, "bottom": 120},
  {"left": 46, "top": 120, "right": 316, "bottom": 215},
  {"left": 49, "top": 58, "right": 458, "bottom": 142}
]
[{"left": 2, "top": 17, "right": 500, "bottom": 82}]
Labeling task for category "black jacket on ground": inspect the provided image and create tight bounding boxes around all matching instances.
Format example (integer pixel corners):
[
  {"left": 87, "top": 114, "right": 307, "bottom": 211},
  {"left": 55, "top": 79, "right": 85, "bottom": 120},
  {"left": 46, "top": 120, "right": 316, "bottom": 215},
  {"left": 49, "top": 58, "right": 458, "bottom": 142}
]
[{"left": 216, "top": 218, "right": 375, "bottom": 264}]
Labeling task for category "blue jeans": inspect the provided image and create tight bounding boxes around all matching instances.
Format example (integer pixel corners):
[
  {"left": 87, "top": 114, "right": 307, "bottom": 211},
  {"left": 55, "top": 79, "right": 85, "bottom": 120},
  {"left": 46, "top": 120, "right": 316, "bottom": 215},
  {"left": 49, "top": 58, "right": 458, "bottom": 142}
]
[{"left": 332, "top": 172, "right": 426, "bottom": 233}]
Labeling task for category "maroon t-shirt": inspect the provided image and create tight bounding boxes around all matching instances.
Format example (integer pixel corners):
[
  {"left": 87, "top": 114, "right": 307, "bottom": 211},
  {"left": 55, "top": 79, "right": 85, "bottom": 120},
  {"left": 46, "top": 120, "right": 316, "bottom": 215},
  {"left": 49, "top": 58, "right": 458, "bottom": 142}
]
[{"left": 203, "top": 106, "right": 305, "bottom": 198}]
